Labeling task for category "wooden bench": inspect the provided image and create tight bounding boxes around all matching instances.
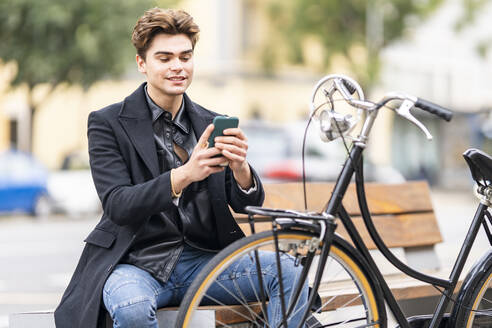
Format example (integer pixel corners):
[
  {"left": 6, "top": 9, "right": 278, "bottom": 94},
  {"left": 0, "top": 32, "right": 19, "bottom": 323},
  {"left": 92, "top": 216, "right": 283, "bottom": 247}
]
[{"left": 235, "top": 181, "right": 442, "bottom": 268}]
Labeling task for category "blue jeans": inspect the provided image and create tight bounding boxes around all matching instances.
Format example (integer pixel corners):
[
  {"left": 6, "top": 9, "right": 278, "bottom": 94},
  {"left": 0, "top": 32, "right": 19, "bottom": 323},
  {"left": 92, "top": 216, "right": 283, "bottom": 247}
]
[{"left": 103, "top": 245, "right": 308, "bottom": 327}]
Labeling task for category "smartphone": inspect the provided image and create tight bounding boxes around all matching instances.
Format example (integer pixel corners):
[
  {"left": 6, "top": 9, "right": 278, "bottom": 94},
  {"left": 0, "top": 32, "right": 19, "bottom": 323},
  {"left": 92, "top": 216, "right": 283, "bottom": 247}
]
[{"left": 208, "top": 116, "right": 239, "bottom": 148}]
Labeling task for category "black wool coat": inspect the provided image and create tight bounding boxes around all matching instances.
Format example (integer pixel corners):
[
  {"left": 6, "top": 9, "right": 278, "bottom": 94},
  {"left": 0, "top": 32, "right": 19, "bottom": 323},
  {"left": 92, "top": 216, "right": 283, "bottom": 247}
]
[{"left": 54, "top": 83, "right": 264, "bottom": 328}]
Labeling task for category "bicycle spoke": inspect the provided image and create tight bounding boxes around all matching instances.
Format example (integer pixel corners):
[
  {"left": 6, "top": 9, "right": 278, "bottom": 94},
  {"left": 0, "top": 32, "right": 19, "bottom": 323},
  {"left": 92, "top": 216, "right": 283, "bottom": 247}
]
[
  {"left": 245, "top": 258, "right": 271, "bottom": 324},
  {"left": 202, "top": 291, "right": 270, "bottom": 327},
  {"left": 308, "top": 294, "right": 365, "bottom": 327},
  {"left": 287, "top": 268, "right": 365, "bottom": 325},
  {"left": 339, "top": 294, "right": 363, "bottom": 309},
  {"left": 177, "top": 232, "right": 381, "bottom": 328},
  {"left": 480, "top": 296, "right": 492, "bottom": 305},
  {"left": 232, "top": 272, "right": 254, "bottom": 310},
  {"left": 322, "top": 265, "right": 346, "bottom": 284},
  {"left": 280, "top": 297, "right": 309, "bottom": 327},
  {"left": 211, "top": 279, "right": 270, "bottom": 327}
]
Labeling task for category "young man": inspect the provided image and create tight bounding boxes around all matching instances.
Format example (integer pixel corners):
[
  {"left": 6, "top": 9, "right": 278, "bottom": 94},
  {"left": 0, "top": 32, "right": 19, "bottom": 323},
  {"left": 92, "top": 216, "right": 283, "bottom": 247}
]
[{"left": 55, "top": 8, "right": 308, "bottom": 328}]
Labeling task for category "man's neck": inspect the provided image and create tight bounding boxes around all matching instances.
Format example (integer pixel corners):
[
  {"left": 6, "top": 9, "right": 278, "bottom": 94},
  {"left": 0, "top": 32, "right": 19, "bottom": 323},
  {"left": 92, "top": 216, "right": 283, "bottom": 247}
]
[{"left": 147, "top": 84, "right": 183, "bottom": 119}]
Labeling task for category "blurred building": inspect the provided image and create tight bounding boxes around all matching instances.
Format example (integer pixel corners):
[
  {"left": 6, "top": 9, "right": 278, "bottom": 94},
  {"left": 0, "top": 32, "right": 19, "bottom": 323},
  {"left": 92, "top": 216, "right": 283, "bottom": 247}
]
[
  {"left": 0, "top": 0, "right": 491, "bottom": 189},
  {"left": 0, "top": 0, "right": 321, "bottom": 169},
  {"left": 378, "top": 0, "right": 492, "bottom": 187}
]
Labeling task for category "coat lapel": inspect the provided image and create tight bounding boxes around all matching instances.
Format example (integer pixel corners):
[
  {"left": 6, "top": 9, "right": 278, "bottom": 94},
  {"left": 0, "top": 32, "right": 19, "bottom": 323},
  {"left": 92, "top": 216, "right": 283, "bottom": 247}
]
[
  {"left": 184, "top": 94, "right": 211, "bottom": 140},
  {"left": 118, "top": 84, "right": 160, "bottom": 178},
  {"left": 184, "top": 95, "right": 226, "bottom": 199}
]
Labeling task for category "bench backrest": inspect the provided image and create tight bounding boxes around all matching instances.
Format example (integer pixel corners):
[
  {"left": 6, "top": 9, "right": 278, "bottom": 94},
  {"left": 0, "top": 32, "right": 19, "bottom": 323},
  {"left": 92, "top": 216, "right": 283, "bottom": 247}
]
[{"left": 234, "top": 181, "right": 442, "bottom": 250}]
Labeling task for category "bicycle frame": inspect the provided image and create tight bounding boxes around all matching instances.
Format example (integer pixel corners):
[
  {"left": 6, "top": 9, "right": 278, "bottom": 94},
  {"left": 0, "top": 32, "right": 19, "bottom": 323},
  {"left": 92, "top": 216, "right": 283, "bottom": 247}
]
[
  {"left": 246, "top": 78, "right": 488, "bottom": 327},
  {"left": 317, "top": 118, "right": 492, "bottom": 327}
]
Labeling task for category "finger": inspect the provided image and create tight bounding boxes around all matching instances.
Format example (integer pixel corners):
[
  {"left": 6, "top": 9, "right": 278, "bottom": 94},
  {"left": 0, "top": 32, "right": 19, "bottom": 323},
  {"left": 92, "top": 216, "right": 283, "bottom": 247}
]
[
  {"left": 199, "top": 147, "right": 222, "bottom": 158},
  {"left": 215, "top": 142, "right": 247, "bottom": 157},
  {"left": 197, "top": 124, "right": 215, "bottom": 149},
  {"left": 223, "top": 127, "right": 246, "bottom": 140},
  {"left": 214, "top": 136, "right": 248, "bottom": 150},
  {"left": 222, "top": 149, "right": 246, "bottom": 162},
  {"left": 201, "top": 155, "right": 229, "bottom": 167}
]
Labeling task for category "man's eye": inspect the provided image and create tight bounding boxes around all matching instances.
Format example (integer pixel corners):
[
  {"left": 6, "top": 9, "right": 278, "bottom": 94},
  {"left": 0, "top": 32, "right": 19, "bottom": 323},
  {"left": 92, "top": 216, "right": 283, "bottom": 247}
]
[
  {"left": 181, "top": 56, "right": 191, "bottom": 61},
  {"left": 160, "top": 58, "right": 170, "bottom": 62}
]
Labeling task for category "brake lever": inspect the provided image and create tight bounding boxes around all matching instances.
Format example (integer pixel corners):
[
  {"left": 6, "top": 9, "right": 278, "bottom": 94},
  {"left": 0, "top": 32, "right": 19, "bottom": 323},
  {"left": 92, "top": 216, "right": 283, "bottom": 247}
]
[{"left": 395, "top": 99, "right": 433, "bottom": 140}]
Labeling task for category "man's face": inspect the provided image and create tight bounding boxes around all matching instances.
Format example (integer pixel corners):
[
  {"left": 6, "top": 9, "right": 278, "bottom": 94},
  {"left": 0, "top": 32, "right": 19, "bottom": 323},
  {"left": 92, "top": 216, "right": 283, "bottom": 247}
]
[{"left": 137, "top": 33, "right": 194, "bottom": 98}]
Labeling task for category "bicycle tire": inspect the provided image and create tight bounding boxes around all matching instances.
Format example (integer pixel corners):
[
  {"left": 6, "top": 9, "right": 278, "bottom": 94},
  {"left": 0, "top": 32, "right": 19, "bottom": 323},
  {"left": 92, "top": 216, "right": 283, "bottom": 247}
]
[
  {"left": 452, "top": 251, "right": 492, "bottom": 327},
  {"left": 176, "top": 229, "right": 385, "bottom": 327}
]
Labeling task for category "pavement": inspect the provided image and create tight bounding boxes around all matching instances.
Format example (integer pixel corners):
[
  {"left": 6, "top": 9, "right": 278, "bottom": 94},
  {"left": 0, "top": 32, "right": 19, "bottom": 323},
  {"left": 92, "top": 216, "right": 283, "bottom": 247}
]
[
  {"left": 0, "top": 187, "right": 486, "bottom": 328},
  {"left": 431, "top": 188, "right": 489, "bottom": 275},
  {"left": 0, "top": 214, "right": 99, "bottom": 328}
]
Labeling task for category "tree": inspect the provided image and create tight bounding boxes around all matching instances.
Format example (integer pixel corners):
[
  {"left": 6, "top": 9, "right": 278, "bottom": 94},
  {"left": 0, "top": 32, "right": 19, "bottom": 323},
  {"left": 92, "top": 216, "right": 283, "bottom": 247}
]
[
  {"left": 0, "top": 0, "right": 177, "bottom": 151},
  {"left": 262, "top": 0, "right": 445, "bottom": 88},
  {"left": 454, "top": 0, "right": 492, "bottom": 58}
]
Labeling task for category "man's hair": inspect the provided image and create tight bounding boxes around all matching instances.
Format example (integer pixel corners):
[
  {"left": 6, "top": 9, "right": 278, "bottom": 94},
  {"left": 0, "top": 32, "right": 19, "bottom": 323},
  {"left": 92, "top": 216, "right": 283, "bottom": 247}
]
[{"left": 132, "top": 8, "right": 200, "bottom": 59}]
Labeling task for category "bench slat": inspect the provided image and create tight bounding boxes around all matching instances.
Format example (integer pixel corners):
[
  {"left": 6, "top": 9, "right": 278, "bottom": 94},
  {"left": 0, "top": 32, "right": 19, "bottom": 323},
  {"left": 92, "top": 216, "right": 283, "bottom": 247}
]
[
  {"left": 248, "top": 181, "right": 434, "bottom": 215},
  {"left": 238, "top": 212, "right": 441, "bottom": 250},
  {"left": 235, "top": 181, "right": 441, "bottom": 250}
]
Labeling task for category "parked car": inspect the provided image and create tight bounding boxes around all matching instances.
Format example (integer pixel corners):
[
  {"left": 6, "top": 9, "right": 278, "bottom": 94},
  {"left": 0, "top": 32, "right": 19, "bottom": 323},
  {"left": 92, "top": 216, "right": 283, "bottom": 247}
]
[
  {"left": 242, "top": 120, "right": 405, "bottom": 183},
  {"left": 48, "top": 151, "right": 101, "bottom": 217},
  {"left": 0, "top": 150, "right": 52, "bottom": 217}
]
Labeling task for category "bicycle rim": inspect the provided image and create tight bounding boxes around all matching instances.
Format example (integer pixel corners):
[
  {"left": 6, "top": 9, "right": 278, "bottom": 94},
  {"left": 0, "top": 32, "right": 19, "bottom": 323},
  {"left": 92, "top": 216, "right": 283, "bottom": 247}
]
[
  {"left": 465, "top": 272, "right": 492, "bottom": 327},
  {"left": 176, "top": 230, "right": 382, "bottom": 327}
]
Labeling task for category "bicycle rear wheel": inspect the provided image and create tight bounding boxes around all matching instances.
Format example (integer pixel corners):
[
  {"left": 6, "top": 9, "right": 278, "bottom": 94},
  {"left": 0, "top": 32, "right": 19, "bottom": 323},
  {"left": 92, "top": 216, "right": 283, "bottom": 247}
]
[
  {"left": 176, "top": 229, "right": 385, "bottom": 327},
  {"left": 452, "top": 252, "right": 492, "bottom": 327}
]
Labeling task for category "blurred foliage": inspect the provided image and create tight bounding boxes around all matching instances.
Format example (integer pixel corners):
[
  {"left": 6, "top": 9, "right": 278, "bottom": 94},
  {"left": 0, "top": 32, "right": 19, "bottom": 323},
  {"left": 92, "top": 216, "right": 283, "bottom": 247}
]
[
  {"left": 0, "top": 0, "right": 178, "bottom": 150},
  {"left": 262, "top": 0, "right": 445, "bottom": 88},
  {"left": 0, "top": 0, "right": 179, "bottom": 90},
  {"left": 455, "top": 0, "right": 492, "bottom": 59},
  {"left": 455, "top": 0, "right": 490, "bottom": 30}
]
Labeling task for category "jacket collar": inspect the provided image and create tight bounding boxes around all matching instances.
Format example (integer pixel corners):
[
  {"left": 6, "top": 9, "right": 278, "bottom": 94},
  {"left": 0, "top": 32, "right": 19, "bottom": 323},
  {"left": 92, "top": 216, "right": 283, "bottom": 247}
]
[
  {"left": 144, "top": 85, "right": 190, "bottom": 135},
  {"left": 117, "top": 83, "right": 214, "bottom": 178}
]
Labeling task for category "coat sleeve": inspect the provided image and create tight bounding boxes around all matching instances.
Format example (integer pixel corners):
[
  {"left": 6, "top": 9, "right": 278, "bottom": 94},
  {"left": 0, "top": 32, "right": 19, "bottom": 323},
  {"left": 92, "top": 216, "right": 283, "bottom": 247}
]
[
  {"left": 88, "top": 111, "right": 175, "bottom": 226},
  {"left": 226, "top": 165, "right": 265, "bottom": 213}
]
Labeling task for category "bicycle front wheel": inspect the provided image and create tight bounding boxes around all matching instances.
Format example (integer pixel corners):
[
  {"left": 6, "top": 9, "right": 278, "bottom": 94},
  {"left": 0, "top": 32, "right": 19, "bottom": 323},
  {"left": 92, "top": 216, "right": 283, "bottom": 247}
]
[
  {"left": 452, "top": 252, "right": 492, "bottom": 327},
  {"left": 176, "top": 229, "right": 385, "bottom": 327}
]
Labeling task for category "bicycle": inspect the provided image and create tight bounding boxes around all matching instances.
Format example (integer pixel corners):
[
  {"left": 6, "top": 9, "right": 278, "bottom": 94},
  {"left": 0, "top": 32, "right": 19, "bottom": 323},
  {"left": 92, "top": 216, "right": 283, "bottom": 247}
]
[{"left": 175, "top": 74, "right": 492, "bottom": 328}]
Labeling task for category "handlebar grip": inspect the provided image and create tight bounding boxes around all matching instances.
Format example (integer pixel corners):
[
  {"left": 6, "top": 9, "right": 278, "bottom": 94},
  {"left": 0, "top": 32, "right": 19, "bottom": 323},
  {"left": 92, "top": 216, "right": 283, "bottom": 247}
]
[
  {"left": 342, "top": 79, "right": 357, "bottom": 95},
  {"left": 414, "top": 98, "right": 453, "bottom": 122}
]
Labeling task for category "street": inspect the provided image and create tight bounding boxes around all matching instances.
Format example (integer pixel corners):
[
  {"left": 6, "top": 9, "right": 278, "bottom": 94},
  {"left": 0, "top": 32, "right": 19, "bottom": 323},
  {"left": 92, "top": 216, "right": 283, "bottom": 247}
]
[
  {"left": 0, "top": 187, "right": 487, "bottom": 328},
  {"left": 0, "top": 214, "right": 99, "bottom": 328}
]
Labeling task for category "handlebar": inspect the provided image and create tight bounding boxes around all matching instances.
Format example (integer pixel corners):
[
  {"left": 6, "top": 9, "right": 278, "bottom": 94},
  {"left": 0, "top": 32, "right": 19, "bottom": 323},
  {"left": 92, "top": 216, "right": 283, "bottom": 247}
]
[
  {"left": 375, "top": 93, "right": 453, "bottom": 140},
  {"left": 310, "top": 74, "right": 454, "bottom": 143},
  {"left": 414, "top": 98, "right": 453, "bottom": 122}
]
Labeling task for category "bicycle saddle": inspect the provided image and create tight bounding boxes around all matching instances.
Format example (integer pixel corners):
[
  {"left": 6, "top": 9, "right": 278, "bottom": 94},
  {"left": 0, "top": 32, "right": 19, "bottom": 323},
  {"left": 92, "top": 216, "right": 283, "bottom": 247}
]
[{"left": 463, "top": 148, "right": 492, "bottom": 184}]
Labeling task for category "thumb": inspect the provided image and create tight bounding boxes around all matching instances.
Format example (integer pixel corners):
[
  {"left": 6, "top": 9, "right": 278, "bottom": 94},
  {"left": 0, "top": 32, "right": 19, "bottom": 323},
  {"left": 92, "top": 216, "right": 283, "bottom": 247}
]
[{"left": 197, "top": 124, "right": 215, "bottom": 148}]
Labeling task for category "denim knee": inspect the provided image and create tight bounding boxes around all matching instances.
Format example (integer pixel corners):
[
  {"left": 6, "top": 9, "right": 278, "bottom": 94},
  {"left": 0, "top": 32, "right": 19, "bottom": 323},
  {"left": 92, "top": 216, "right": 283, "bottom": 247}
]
[
  {"left": 276, "top": 255, "right": 303, "bottom": 282},
  {"left": 111, "top": 296, "right": 157, "bottom": 328},
  {"left": 263, "top": 254, "right": 305, "bottom": 293}
]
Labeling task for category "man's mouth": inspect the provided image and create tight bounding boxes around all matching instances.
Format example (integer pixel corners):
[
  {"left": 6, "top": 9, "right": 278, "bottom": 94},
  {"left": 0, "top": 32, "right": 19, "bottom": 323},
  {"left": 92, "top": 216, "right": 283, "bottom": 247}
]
[{"left": 167, "top": 76, "right": 186, "bottom": 81}]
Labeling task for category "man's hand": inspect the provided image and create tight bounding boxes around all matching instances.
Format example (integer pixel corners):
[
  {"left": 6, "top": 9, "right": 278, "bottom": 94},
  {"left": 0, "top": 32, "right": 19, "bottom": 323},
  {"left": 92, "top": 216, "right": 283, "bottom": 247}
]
[
  {"left": 214, "top": 127, "right": 253, "bottom": 190},
  {"left": 172, "top": 124, "right": 228, "bottom": 194}
]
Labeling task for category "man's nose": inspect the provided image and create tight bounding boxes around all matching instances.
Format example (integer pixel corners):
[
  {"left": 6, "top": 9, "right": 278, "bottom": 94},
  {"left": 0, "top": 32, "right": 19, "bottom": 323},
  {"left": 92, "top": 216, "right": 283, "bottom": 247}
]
[{"left": 170, "top": 58, "right": 183, "bottom": 71}]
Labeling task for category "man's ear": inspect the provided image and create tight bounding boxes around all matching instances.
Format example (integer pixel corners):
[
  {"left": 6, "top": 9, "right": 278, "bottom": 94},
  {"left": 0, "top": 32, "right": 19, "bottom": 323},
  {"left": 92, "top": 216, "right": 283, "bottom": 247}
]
[{"left": 136, "top": 54, "right": 146, "bottom": 74}]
